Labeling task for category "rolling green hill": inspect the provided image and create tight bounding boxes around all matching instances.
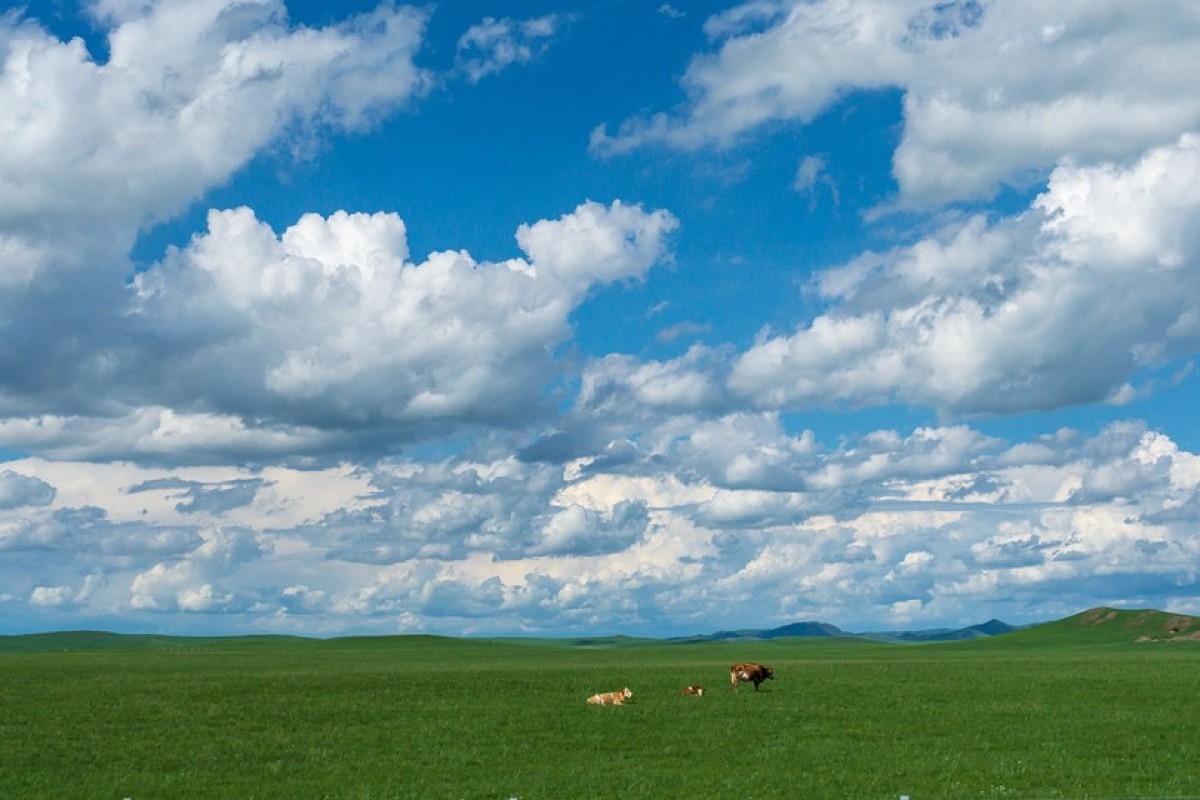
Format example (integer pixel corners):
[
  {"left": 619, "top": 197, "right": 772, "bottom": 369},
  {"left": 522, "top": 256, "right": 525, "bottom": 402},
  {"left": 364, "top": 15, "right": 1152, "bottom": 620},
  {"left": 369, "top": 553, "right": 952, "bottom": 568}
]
[
  {"left": 0, "top": 629, "right": 307, "bottom": 654},
  {"left": 1008, "top": 605, "right": 1200, "bottom": 646}
]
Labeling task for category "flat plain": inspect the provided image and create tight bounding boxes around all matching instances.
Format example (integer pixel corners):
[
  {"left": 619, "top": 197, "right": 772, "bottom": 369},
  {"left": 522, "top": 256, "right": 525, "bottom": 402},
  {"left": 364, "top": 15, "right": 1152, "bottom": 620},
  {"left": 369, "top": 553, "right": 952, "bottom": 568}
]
[{"left": 2, "top": 608, "right": 1198, "bottom": 799}]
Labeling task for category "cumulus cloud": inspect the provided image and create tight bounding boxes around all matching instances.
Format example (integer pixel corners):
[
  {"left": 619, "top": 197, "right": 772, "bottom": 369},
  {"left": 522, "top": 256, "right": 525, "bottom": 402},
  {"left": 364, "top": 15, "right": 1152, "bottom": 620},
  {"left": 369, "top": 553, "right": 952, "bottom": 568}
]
[
  {"left": 124, "top": 201, "right": 674, "bottom": 445},
  {"left": 588, "top": 134, "right": 1200, "bottom": 418},
  {"left": 579, "top": 345, "right": 730, "bottom": 418},
  {"left": 0, "top": 470, "right": 55, "bottom": 509},
  {"left": 0, "top": 0, "right": 431, "bottom": 428},
  {"left": 0, "top": 199, "right": 675, "bottom": 463},
  {"left": 0, "top": 0, "right": 428, "bottom": 235},
  {"left": 727, "top": 134, "right": 1200, "bottom": 415},
  {"left": 594, "top": 0, "right": 1200, "bottom": 205},
  {"left": 129, "top": 527, "right": 264, "bottom": 612},
  {"left": 30, "top": 585, "right": 75, "bottom": 608},
  {"left": 530, "top": 499, "right": 650, "bottom": 556}
]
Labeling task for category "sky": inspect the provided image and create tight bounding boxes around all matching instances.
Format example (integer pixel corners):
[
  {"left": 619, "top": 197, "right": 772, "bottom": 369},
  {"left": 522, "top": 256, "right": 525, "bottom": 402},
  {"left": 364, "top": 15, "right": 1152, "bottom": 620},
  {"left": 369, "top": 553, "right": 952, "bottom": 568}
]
[{"left": 2, "top": 0, "right": 1200, "bottom": 638}]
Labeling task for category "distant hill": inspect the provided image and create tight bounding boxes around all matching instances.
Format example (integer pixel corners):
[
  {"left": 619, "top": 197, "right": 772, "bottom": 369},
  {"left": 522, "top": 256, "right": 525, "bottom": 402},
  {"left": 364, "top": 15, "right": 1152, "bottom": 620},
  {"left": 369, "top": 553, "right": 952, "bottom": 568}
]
[
  {"left": 0, "top": 630, "right": 297, "bottom": 654},
  {"left": 859, "top": 618, "right": 1018, "bottom": 643},
  {"left": 673, "top": 618, "right": 1016, "bottom": 644},
  {"left": 679, "top": 621, "right": 848, "bottom": 642},
  {"left": 0, "top": 631, "right": 212, "bottom": 654},
  {"left": 1014, "top": 606, "right": 1200, "bottom": 645}
]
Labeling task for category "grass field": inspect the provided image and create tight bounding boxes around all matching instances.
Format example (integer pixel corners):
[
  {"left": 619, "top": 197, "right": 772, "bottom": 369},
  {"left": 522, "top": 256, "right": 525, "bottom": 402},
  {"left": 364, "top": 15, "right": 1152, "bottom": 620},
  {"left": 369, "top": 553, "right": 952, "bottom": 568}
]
[{"left": 2, "top": 609, "right": 1199, "bottom": 799}]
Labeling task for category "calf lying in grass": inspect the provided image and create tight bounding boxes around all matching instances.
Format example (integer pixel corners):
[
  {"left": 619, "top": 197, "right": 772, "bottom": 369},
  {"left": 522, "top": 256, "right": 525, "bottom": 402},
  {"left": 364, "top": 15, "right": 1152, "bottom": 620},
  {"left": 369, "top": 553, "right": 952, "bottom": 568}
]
[{"left": 586, "top": 687, "right": 632, "bottom": 705}]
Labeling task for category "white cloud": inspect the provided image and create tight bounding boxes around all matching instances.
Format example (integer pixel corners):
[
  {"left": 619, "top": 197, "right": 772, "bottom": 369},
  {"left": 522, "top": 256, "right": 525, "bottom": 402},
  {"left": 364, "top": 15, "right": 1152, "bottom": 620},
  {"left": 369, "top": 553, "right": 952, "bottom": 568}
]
[
  {"left": 595, "top": 0, "right": 1200, "bottom": 205},
  {"left": 0, "top": 0, "right": 429, "bottom": 233},
  {"left": 514, "top": 200, "right": 678, "bottom": 292},
  {"left": 579, "top": 346, "right": 729, "bottom": 419},
  {"left": 665, "top": 412, "right": 818, "bottom": 491},
  {"left": 30, "top": 585, "right": 74, "bottom": 608},
  {"left": 124, "top": 201, "right": 673, "bottom": 446},
  {"left": 723, "top": 134, "right": 1200, "bottom": 415},
  {"left": 530, "top": 500, "right": 649, "bottom": 556},
  {"left": 455, "top": 15, "right": 563, "bottom": 83},
  {"left": 0, "top": 470, "right": 55, "bottom": 509},
  {"left": 129, "top": 527, "right": 264, "bottom": 611},
  {"left": 0, "top": 199, "right": 675, "bottom": 463},
  {"left": 28, "top": 573, "right": 104, "bottom": 608},
  {"left": 592, "top": 0, "right": 921, "bottom": 156},
  {"left": 0, "top": 0, "right": 432, "bottom": 433}
]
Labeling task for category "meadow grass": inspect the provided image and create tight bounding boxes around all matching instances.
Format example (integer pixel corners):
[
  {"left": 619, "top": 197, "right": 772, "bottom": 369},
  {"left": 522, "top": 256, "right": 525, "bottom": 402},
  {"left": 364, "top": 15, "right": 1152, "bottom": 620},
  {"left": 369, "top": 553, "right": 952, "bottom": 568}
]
[{"left": 2, "top": 628, "right": 1198, "bottom": 799}]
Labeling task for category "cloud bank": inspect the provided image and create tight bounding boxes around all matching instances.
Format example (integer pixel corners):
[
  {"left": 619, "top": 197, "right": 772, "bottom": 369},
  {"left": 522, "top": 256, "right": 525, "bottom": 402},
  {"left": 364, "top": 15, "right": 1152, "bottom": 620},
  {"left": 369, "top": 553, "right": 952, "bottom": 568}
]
[{"left": 5, "top": 418, "right": 1200, "bottom": 635}]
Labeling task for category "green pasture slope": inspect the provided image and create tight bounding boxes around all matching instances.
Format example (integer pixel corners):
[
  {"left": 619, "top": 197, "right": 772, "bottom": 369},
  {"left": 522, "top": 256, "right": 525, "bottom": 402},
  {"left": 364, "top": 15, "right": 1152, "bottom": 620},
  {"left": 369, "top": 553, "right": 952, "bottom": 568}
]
[{"left": 2, "top": 608, "right": 1199, "bottom": 799}]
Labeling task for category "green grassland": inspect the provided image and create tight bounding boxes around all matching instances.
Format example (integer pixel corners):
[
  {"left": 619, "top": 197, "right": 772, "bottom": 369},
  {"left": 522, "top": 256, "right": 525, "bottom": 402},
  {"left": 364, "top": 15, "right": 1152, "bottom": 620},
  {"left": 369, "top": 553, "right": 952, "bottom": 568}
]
[{"left": 2, "top": 608, "right": 1199, "bottom": 799}]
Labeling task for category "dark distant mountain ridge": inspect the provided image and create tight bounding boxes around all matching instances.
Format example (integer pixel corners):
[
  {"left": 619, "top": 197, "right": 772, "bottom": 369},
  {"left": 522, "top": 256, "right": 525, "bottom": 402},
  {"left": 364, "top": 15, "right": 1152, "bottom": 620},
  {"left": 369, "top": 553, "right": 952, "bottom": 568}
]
[
  {"left": 688, "top": 621, "right": 848, "bottom": 641},
  {"left": 674, "top": 618, "right": 1017, "bottom": 643},
  {"left": 859, "top": 618, "right": 1016, "bottom": 643}
]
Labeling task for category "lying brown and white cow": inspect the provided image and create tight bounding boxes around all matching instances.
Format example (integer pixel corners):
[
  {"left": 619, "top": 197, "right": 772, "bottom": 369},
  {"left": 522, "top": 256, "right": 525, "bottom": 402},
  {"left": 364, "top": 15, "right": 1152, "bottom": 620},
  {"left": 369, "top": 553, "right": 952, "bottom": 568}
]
[
  {"left": 730, "top": 662, "right": 774, "bottom": 690},
  {"left": 680, "top": 685, "right": 705, "bottom": 696},
  {"left": 586, "top": 687, "right": 632, "bottom": 705}
]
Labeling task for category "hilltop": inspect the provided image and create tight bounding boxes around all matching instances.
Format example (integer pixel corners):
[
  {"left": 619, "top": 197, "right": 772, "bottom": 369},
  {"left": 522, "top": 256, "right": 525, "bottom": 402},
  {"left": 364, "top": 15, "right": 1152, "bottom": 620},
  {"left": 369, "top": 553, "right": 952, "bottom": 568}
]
[{"left": 1022, "top": 606, "right": 1200, "bottom": 645}]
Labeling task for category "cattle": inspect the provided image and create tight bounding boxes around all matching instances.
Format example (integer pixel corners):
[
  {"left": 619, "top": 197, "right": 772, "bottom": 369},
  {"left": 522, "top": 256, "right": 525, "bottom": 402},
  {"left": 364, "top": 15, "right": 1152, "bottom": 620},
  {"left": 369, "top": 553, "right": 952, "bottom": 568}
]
[
  {"left": 680, "top": 685, "right": 705, "bottom": 696},
  {"left": 730, "top": 662, "right": 774, "bottom": 691},
  {"left": 586, "top": 687, "right": 632, "bottom": 705}
]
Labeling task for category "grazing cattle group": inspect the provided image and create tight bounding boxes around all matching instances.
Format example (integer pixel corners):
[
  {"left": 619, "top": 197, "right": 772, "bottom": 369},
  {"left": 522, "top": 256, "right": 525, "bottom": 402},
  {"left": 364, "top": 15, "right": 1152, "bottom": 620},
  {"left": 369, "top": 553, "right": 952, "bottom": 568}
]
[{"left": 586, "top": 663, "right": 773, "bottom": 705}]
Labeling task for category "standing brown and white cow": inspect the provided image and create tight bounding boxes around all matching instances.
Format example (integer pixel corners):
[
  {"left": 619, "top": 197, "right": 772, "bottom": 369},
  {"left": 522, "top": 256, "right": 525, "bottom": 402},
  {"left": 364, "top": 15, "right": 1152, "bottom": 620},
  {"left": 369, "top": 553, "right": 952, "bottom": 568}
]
[{"left": 730, "top": 662, "right": 774, "bottom": 690}]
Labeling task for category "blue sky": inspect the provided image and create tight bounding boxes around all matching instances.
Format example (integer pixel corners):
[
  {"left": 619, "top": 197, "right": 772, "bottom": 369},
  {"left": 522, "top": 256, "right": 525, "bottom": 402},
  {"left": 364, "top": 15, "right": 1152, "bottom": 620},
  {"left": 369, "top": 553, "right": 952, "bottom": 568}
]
[{"left": 3, "top": 0, "right": 1200, "bottom": 637}]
